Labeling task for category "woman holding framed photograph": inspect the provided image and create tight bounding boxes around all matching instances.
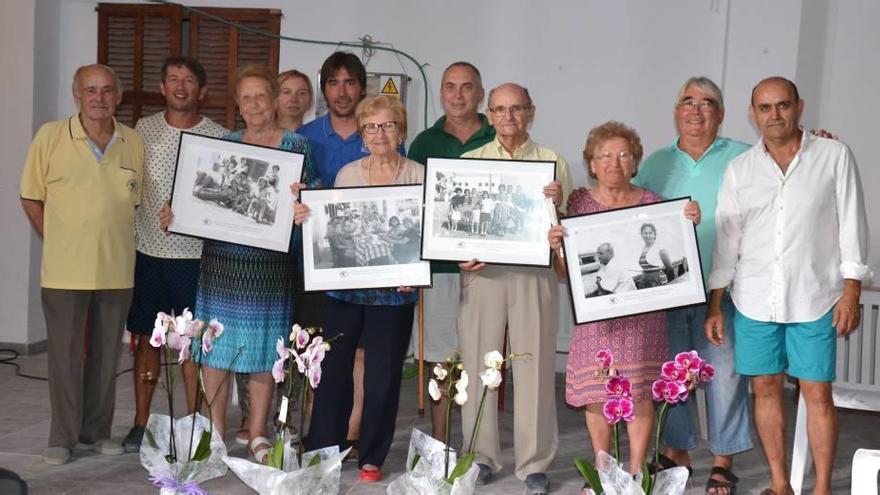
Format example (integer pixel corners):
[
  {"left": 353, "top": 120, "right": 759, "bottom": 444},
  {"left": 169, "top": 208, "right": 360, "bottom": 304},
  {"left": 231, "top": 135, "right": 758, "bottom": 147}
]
[
  {"left": 294, "top": 95, "right": 423, "bottom": 482},
  {"left": 548, "top": 121, "right": 700, "bottom": 475}
]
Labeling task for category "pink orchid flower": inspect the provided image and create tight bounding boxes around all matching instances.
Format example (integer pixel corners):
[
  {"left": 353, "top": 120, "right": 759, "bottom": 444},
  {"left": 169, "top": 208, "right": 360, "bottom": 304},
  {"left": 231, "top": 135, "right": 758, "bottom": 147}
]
[
  {"left": 603, "top": 397, "right": 635, "bottom": 424},
  {"left": 308, "top": 364, "right": 322, "bottom": 388},
  {"left": 149, "top": 326, "right": 166, "bottom": 348},
  {"left": 289, "top": 347, "right": 306, "bottom": 374},
  {"left": 201, "top": 329, "right": 213, "bottom": 354},
  {"left": 271, "top": 338, "right": 289, "bottom": 383},
  {"left": 307, "top": 337, "right": 326, "bottom": 367},
  {"left": 177, "top": 337, "right": 191, "bottom": 364},
  {"left": 661, "top": 361, "right": 688, "bottom": 383},
  {"left": 166, "top": 330, "right": 182, "bottom": 350},
  {"left": 674, "top": 351, "right": 702, "bottom": 373},
  {"left": 207, "top": 318, "right": 224, "bottom": 339},
  {"left": 699, "top": 362, "right": 716, "bottom": 383},
  {"left": 652, "top": 379, "right": 689, "bottom": 404},
  {"left": 596, "top": 349, "right": 614, "bottom": 369},
  {"left": 294, "top": 325, "right": 310, "bottom": 350},
  {"left": 605, "top": 376, "right": 632, "bottom": 399}
]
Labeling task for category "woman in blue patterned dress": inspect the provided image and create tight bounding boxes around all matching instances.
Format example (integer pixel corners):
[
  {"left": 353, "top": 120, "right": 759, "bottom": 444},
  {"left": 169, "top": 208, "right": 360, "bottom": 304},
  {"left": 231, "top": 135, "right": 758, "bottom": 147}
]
[{"left": 190, "top": 65, "right": 319, "bottom": 463}]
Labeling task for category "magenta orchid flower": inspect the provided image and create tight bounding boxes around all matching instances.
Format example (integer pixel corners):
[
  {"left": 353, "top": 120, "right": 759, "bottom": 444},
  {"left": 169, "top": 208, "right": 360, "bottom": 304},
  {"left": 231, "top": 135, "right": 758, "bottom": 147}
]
[
  {"left": 652, "top": 379, "right": 688, "bottom": 404},
  {"left": 596, "top": 349, "right": 613, "bottom": 369},
  {"left": 603, "top": 397, "right": 635, "bottom": 424},
  {"left": 661, "top": 361, "right": 688, "bottom": 383},
  {"left": 674, "top": 351, "right": 702, "bottom": 373},
  {"left": 698, "top": 362, "right": 715, "bottom": 383},
  {"left": 605, "top": 376, "right": 632, "bottom": 398}
]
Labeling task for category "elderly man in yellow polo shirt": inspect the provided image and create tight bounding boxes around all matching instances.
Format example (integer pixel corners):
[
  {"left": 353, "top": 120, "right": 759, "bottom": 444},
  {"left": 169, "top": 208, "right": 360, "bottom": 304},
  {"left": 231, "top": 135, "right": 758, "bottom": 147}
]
[
  {"left": 20, "top": 64, "right": 144, "bottom": 465},
  {"left": 458, "top": 82, "right": 572, "bottom": 495}
]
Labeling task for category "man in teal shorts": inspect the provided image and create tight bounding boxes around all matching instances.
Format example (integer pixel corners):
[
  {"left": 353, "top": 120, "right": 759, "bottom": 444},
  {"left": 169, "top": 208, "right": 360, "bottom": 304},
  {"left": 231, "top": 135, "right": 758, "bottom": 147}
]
[{"left": 706, "top": 77, "right": 872, "bottom": 495}]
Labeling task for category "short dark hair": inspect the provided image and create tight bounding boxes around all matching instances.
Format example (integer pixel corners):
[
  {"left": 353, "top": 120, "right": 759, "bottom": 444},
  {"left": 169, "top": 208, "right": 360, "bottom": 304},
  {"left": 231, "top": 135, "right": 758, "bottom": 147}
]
[
  {"left": 319, "top": 51, "right": 366, "bottom": 95},
  {"left": 161, "top": 56, "right": 207, "bottom": 88},
  {"left": 443, "top": 61, "right": 482, "bottom": 86},
  {"left": 750, "top": 76, "right": 800, "bottom": 106}
]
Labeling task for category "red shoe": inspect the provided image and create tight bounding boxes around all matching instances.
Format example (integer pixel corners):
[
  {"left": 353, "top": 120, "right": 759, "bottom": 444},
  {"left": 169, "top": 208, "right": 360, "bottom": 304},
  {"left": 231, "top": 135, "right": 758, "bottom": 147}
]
[{"left": 359, "top": 467, "right": 383, "bottom": 482}]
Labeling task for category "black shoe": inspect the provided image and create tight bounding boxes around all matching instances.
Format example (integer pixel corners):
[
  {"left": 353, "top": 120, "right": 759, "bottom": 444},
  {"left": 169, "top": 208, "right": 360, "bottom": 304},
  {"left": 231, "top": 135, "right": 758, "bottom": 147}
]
[
  {"left": 476, "top": 463, "right": 493, "bottom": 485},
  {"left": 525, "top": 472, "right": 549, "bottom": 494},
  {"left": 123, "top": 426, "right": 145, "bottom": 453}
]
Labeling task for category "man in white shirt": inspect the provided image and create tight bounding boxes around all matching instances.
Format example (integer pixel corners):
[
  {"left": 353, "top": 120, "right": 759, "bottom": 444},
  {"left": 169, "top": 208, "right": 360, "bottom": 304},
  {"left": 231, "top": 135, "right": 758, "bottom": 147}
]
[
  {"left": 706, "top": 77, "right": 872, "bottom": 495},
  {"left": 594, "top": 242, "right": 636, "bottom": 295}
]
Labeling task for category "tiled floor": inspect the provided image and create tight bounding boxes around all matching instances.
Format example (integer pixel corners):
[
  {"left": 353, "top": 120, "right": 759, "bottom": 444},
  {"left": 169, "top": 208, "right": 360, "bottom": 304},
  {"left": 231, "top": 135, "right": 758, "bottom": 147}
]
[{"left": 0, "top": 346, "right": 876, "bottom": 494}]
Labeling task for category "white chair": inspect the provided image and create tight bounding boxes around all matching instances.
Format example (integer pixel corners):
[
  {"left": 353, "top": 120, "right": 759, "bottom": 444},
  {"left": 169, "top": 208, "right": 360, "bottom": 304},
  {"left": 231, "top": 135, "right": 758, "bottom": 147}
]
[
  {"left": 851, "top": 449, "right": 880, "bottom": 495},
  {"left": 791, "top": 289, "right": 880, "bottom": 494}
]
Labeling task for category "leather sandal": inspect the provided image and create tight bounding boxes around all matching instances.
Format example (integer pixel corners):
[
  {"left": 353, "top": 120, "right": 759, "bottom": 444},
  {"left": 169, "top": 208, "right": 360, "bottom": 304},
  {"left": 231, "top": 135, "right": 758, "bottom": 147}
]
[
  {"left": 648, "top": 453, "right": 693, "bottom": 477},
  {"left": 248, "top": 436, "right": 272, "bottom": 464},
  {"left": 706, "top": 466, "right": 739, "bottom": 495}
]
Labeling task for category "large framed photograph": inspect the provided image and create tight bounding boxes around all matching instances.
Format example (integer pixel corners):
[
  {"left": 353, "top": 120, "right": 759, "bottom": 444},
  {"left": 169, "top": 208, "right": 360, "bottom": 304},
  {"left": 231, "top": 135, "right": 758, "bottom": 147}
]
[
  {"left": 301, "top": 185, "right": 432, "bottom": 291},
  {"left": 168, "top": 132, "right": 303, "bottom": 253},
  {"left": 421, "top": 157, "right": 556, "bottom": 267},
  {"left": 560, "top": 197, "right": 706, "bottom": 324}
]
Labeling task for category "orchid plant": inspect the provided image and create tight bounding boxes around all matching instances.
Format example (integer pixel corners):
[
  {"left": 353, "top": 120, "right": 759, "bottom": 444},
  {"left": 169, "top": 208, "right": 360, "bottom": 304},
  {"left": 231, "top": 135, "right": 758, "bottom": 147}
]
[
  {"left": 144, "top": 309, "right": 227, "bottom": 492},
  {"left": 266, "top": 324, "right": 338, "bottom": 469},
  {"left": 575, "top": 349, "right": 715, "bottom": 495},
  {"left": 424, "top": 350, "right": 531, "bottom": 485}
]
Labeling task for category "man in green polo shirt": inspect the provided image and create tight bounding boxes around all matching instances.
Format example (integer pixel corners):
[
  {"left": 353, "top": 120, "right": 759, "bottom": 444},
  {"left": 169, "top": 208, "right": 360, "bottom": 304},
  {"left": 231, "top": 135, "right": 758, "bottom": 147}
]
[
  {"left": 633, "top": 77, "right": 751, "bottom": 495},
  {"left": 407, "top": 61, "right": 494, "bottom": 441},
  {"left": 20, "top": 64, "right": 144, "bottom": 465}
]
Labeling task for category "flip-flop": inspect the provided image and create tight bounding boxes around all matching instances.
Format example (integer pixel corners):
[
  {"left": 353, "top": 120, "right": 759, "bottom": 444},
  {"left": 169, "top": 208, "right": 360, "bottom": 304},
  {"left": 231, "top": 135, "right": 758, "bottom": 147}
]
[
  {"left": 706, "top": 466, "right": 739, "bottom": 495},
  {"left": 648, "top": 453, "right": 693, "bottom": 477}
]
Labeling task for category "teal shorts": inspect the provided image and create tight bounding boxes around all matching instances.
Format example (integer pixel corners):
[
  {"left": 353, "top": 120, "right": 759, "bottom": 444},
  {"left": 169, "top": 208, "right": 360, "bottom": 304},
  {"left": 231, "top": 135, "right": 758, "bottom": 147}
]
[{"left": 733, "top": 308, "right": 836, "bottom": 382}]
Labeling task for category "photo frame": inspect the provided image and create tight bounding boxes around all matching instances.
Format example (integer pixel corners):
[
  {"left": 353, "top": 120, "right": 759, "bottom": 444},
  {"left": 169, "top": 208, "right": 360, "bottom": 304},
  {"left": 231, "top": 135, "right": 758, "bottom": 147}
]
[
  {"left": 560, "top": 197, "right": 706, "bottom": 324},
  {"left": 301, "top": 185, "right": 432, "bottom": 291},
  {"left": 420, "top": 157, "right": 556, "bottom": 267},
  {"left": 168, "top": 132, "right": 303, "bottom": 253}
]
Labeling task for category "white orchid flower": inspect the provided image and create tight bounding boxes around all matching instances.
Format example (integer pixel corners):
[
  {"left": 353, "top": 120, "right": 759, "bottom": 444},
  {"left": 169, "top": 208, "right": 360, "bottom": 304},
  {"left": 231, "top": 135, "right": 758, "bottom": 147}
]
[
  {"left": 453, "top": 389, "right": 468, "bottom": 405},
  {"left": 288, "top": 347, "right": 306, "bottom": 374},
  {"left": 207, "top": 318, "right": 224, "bottom": 339},
  {"left": 480, "top": 368, "right": 503, "bottom": 389},
  {"left": 149, "top": 325, "right": 166, "bottom": 348},
  {"left": 428, "top": 379, "right": 441, "bottom": 401},
  {"left": 308, "top": 364, "right": 322, "bottom": 388},
  {"left": 483, "top": 350, "right": 504, "bottom": 370},
  {"left": 433, "top": 364, "right": 448, "bottom": 380},
  {"left": 456, "top": 370, "right": 469, "bottom": 393},
  {"left": 271, "top": 337, "right": 289, "bottom": 383},
  {"left": 174, "top": 308, "right": 194, "bottom": 335},
  {"left": 307, "top": 337, "right": 326, "bottom": 366}
]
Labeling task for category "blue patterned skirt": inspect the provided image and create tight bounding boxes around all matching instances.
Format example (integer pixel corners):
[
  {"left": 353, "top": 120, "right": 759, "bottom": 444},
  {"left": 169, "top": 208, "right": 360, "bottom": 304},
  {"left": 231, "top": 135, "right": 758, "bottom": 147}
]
[{"left": 192, "top": 240, "right": 294, "bottom": 373}]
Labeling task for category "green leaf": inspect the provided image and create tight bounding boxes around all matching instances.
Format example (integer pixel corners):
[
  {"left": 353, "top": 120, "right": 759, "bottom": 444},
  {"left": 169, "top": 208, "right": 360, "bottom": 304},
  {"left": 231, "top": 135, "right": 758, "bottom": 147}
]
[
  {"left": 191, "top": 430, "right": 212, "bottom": 462},
  {"left": 307, "top": 454, "right": 321, "bottom": 467},
  {"left": 144, "top": 428, "right": 158, "bottom": 449},
  {"left": 267, "top": 438, "right": 285, "bottom": 470},
  {"left": 641, "top": 461, "right": 652, "bottom": 494},
  {"left": 401, "top": 363, "right": 419, "bottom": 381},
  {"left": 410, "top": 453, "right": 422, "bottom": 471},
  {"left": 444, "top": 452, "right": 474, "bottom": 484},
  {"left": 574, "top": 457, "right": 603, "bottom": 495}
]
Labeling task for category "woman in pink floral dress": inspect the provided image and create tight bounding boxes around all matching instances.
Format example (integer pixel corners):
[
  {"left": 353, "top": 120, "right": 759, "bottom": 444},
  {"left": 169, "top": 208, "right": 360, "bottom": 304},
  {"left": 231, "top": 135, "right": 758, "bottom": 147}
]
[{"left": 548, "top": 121, "right": 701, "bottom": 474}]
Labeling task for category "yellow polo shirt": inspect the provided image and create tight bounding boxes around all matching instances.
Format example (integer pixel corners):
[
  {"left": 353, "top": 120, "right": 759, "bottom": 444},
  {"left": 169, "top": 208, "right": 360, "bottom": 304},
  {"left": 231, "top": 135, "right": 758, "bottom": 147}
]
[
  {"left": 462, "top": 136, "right": 573, "bottom": 207},
  {"left": 20, "top": 114, "right": 144, "bottom": 289}
]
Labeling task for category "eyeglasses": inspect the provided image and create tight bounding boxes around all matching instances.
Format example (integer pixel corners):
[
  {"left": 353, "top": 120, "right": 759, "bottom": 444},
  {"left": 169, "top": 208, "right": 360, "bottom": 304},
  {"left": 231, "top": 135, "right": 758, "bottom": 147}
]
[
  {"left": 677, "top": 99, "right": 718, "bottom": 111},
  {"left": 594, "top": 151, "right": 635, "bottom": 163},
  {"left": 489, "top": 104, "right": 529, "bottom": 116},
  {"left": 363, "top": 121, "right": 398, "bottom": 134}
]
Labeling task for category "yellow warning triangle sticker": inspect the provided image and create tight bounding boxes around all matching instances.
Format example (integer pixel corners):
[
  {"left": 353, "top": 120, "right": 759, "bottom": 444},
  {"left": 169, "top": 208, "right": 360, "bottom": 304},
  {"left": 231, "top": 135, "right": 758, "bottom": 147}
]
[{"left": 381, "top": 78, "right": 399, "bottom": 95}]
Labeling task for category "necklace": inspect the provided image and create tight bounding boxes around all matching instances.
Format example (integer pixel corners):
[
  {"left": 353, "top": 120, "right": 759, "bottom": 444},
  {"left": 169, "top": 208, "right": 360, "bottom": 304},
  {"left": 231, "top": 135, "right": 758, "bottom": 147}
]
[{"left": 366, "top": 154, "right": 403, "bottom": 185}]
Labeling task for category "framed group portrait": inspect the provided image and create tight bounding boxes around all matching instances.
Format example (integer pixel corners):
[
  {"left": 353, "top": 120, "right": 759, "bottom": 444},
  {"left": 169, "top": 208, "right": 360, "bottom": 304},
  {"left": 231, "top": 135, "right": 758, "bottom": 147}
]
[
  {"left": 420, "top": 157, "right": 556, "bottom": 267},
  {"left": 300, "top": 184, "right": 432, "bottom": 291},
  {"left": 168, "top": 132, "right": 303, "bottom": 253},
  {"left": 559, "top": 197, "right": 706, "bottom": 324}
]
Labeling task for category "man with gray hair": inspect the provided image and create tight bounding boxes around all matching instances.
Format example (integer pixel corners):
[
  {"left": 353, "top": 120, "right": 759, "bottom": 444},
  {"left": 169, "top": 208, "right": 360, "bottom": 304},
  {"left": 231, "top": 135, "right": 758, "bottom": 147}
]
[
  {"left": 634, "top": 77, "right": 752, "bottom": 494},
  {"left": 20, "top": 64, "right": 144, "bottom": 465}
]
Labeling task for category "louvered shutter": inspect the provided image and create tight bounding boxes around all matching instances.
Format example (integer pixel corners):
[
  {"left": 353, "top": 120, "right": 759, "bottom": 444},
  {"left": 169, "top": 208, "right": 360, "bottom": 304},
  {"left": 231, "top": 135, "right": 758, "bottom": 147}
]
[
  {"left": 189, "top": 8, "right": 281, "bottom": 130},
  {"left": 97, "top": 3, "right": 182, "bottom": 127}
]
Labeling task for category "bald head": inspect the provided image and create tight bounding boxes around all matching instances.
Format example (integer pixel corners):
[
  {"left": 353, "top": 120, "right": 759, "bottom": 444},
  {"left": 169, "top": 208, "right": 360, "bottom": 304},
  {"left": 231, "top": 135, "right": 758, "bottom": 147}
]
[
  {"left": 597, "top": 242, "right": 614, "bottom": 265},
  {"left": 487, "top": 82, "right": 532, "bottom": 108},
  {"left": 750, "top": 76, "right": 799, "bottom": 107}
]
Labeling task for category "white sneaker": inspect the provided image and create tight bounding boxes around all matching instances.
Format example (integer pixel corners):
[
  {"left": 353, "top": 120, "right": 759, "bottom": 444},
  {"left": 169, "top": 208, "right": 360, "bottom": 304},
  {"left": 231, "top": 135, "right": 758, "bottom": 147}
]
[
  {"left": 81, "top": 439, "right": 124, "bottom": 455},
  {"left": 41, "top": 446, "right": 71, "bottom": 465}
]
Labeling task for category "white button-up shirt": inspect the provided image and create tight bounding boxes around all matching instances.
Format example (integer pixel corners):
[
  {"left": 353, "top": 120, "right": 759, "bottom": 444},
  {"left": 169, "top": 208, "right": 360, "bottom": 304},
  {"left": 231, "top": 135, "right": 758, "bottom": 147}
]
[{"left": 709, "top": 131, "right": 873, "bottom": 323}]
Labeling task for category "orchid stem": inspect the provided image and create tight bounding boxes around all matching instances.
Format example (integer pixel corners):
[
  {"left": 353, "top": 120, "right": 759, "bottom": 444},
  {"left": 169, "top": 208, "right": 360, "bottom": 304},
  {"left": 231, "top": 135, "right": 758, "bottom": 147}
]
[
  {"left": 443, "top": 379, "right": 454, "bottom": 478},
  {"left": 653, "top": 402, "right": 670, "bottom": 472},
  {"left": 613, "top": 422, "right": 620, "bottom": 462},
  {"left": 466, "top": 386, "right": 489, "bottom": 454},
  {"left": 164, "top": 344, "right": 177, "bottom": 463}
]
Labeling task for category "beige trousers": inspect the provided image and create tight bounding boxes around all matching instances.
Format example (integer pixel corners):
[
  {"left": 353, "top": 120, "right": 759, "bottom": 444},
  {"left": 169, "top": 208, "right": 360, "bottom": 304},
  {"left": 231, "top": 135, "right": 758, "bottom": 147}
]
[
  {"left": 458, "top": 265, "right": 559, "bottom": 480},
  {"left": 42, "top": 288, "right": 132, "bottom": 449}
]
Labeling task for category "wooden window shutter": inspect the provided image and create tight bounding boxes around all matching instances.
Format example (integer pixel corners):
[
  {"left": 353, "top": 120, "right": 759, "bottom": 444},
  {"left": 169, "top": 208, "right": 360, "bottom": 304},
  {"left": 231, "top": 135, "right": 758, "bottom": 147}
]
[
  {"left": 97, "top": 3, "right": 183, "bottom": 127},
  {"left": 189, "top": 8, "right": 282, "bottom": 130}
]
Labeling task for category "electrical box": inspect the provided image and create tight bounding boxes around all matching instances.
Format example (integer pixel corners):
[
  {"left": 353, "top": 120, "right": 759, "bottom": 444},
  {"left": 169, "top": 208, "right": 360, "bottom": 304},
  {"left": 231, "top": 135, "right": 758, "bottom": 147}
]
[{"left": 315, "top": 72, "right": 410, "bottom": 117}]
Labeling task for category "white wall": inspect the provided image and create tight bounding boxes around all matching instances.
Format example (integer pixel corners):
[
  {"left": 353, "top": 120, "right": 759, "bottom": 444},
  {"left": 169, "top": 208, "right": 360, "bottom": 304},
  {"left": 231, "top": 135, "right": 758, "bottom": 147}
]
[
  {"left": 0, "top": 0, "right": 42, "bottom": 346},
  {"left": 4, "top": 0, "right": 877, "bottom": 348}
]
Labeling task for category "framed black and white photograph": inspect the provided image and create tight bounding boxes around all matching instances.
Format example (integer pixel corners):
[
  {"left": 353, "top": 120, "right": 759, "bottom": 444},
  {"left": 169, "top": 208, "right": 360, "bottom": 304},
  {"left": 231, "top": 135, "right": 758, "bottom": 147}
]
[
  {"left": 560, "top": 197, "right": 706, "bottom": 323},
  {"left": 301, "top": 185, "right": 432, "bottom": 291},
  {"left": 168, "top": 132, "right": 303, "bottom": 253},
  {"left": 421, "top": 157, "right": 556, "bottom": 267}
]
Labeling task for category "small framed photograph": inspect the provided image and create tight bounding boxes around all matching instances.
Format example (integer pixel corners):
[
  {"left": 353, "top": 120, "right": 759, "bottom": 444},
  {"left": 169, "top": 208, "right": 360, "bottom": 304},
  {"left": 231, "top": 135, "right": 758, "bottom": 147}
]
[
  {"left": 301, "top": 185, "right": 432, "bottom": 291},
  {"left": 168, "top": 132, "right": 303, "bottom": 252},
  {"left": 421, "top": 157, "right": 556, "bottom": 267},
  {"left": 560, "top": 197, "right": 706, "bottom": 324}
]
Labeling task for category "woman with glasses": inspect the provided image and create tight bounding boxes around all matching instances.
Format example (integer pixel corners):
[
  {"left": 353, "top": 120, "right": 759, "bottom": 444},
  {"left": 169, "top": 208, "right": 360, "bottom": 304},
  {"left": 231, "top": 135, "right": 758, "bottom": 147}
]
[
  {"left": 294, "top": 95, "right": 423, "bottom": 482},
  {"left": 548, "top": 121, "right": 700, "bottom": 475}
]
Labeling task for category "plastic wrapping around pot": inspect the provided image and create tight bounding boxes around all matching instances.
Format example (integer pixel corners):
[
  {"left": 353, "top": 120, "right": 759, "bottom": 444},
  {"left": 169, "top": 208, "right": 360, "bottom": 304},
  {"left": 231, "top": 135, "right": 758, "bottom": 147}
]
[
  {"left": 140, "top": 412, "right": 228, "bottom": 488},
  {"left": 386, "top": 428, "right": 479, "bottom": 495},
  {"left": 224, "top": 443, "right": 350, "bottom": 495},
  {"left": 594, "top": 451, "right": 688, "bottom": 495}
]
